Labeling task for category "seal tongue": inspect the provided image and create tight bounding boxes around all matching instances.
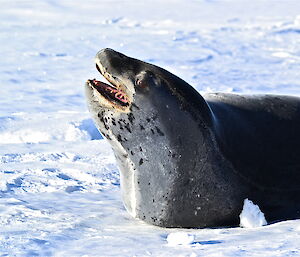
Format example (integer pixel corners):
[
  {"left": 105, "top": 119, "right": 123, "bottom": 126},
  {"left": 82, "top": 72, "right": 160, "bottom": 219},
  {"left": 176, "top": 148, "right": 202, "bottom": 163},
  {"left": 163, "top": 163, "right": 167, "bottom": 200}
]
[{"left": 89, "top": 79, "right": 129, "bottom": 105}]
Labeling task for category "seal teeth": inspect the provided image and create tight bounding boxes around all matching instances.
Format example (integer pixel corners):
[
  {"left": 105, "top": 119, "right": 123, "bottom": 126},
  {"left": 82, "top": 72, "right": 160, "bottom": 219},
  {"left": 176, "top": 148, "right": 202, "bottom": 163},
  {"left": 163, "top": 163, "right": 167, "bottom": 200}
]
[{"left": 115, "top": 91, "right": 129, "bottom": 103}]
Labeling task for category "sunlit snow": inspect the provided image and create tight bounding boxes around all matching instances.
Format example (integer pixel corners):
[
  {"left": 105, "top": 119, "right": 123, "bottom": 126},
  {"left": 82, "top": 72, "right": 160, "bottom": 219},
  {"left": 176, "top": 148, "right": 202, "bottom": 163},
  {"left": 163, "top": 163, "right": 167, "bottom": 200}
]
[{"left": 239, "top": 199, "right": 267, "bottom": 228}]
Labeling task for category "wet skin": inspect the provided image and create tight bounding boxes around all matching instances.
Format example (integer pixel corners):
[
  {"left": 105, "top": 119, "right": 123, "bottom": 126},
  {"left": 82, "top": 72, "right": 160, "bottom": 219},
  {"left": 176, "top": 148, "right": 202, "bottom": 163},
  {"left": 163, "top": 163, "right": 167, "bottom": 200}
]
[{"left": 85, "top": 48, "right": 300, "bottom": 228}]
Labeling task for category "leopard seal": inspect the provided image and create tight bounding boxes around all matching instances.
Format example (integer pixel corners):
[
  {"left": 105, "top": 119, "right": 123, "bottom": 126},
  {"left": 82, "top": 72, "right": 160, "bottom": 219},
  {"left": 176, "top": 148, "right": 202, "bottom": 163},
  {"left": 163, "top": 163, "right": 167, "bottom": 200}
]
[{"left": 85, "top": 48, "right": 300, "bottom": 228}]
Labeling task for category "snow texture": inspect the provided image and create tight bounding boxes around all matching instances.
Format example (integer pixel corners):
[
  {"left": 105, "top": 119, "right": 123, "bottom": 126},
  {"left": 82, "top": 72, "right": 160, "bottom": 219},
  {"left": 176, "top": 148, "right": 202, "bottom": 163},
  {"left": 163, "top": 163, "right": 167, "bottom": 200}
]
[
  {"left": 167, "top": 232, "right": 195, "bottom": 246},
  {"left": 1, "top": 0, "right": 300, "bottom": 256},
  {"left": 239, "top": 199, "right": 267, "bottom": 228}
]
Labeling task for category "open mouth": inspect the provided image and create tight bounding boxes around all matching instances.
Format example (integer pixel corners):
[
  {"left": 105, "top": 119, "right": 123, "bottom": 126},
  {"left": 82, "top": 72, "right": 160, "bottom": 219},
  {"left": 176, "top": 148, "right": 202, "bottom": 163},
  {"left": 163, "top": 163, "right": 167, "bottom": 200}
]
[{"left": 88, "top": 64, "right": 129, "bottom": 107}]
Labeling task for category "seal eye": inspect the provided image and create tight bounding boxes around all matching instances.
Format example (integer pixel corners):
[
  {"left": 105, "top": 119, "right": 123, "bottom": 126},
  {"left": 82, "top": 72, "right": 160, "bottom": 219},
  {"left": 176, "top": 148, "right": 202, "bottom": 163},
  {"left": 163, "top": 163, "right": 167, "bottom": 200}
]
[{"left": 135, "top": 78, "right": 147, "bottom": 89}]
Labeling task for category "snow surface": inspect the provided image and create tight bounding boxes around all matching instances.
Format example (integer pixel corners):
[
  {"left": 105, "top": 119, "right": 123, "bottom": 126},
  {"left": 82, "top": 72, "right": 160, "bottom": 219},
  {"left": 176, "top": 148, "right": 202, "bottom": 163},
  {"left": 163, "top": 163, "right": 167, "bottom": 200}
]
[
  {"left": 239, "top": 199, "right": 267, "bottom": 229},
  {"left": 167, "top": 232, "right": 195, "bottom": 246},
  {"left": 1, "top": 0, "right": 300, "bottom": 256}
]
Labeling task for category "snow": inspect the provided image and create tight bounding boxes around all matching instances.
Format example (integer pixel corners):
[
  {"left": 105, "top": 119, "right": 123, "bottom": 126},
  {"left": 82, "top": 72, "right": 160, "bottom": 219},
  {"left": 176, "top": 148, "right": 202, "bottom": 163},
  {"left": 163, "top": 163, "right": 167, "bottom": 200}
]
[
  {"left": 167, "top": 232, "right": 195, "bottom": 246},
  {"left": 239, "top": 199, "right": 267, "bottom": 229},
  {"left": 1, "top": 0, "right": 300, "bottom": 256}
]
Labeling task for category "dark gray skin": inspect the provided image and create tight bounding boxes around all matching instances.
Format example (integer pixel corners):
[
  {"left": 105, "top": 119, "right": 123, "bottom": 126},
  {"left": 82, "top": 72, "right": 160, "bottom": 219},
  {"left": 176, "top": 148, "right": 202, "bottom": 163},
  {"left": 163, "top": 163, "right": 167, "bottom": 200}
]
[{"left": 85, "top": 48, "right": 300, "bottom": 228}]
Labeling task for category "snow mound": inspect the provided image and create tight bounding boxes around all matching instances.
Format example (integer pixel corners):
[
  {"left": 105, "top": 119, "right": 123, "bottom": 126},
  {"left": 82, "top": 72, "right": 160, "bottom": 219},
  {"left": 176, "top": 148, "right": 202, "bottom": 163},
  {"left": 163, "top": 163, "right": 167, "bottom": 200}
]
[
  {"left": 64, "top": 123, "right": 91, "bottom": 142},
  {"left": 0, "top": 130, "right": 51, "bottom": 144},
  {"left": 0, "top": 123, "right": 90, "bottom": 144},
  {"left": 167, "top": 232, "right": 195, "bottom": 246},
  {"left": 76, "top": 119, "right": 102, "bottom": 140},
  {"left": 64, "top": 119, "right": 102, "bottom": 142},
  {"left": 0, "top": 113, "right": 101, "bottom": 144},
  {"left": 239, "top": 199, "right": 267, "bottom": 228}
]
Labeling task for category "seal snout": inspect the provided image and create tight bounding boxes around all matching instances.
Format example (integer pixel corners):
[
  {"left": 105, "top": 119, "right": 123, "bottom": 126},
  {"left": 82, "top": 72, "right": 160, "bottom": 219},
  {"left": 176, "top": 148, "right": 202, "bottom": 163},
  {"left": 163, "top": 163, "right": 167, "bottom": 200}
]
[
  {"left": 96, "top": 48, "right": 114, "bottom": 58},
  {"left": 96, "top": 48, "right": 126, "bottom": 62},
  {"left": 95, "top": 49, "right": 127, "bottom": 75},
  {"left": 88, "top": 48, "right": 133, "bottom": 111}
]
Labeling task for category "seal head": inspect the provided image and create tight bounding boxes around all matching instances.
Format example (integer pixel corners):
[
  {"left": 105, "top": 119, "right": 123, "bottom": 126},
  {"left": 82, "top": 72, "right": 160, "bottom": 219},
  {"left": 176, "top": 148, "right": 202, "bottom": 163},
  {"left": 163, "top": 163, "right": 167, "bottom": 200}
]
[{"left": 85, "top": 48, "right": 243, "bottom": 227}]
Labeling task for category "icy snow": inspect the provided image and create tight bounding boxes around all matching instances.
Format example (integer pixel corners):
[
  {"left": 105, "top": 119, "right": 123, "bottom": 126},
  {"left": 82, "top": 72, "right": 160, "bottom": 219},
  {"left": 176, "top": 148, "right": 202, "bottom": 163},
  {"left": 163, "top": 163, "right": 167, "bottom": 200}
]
[
  {"left": 1, "top": 0, "right": 300, "bottom": 256},
  {"left": 239, "top": 199, "right": 267, "bottom": 228},
  {"left": 167, "top": 232, "right": 195, "bottom": 246}
]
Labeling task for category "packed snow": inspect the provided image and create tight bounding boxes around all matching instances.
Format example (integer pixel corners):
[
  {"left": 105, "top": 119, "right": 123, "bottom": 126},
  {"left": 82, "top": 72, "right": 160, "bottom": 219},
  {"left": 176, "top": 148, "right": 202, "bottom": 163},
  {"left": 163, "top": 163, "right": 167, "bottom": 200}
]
[
  {"left": 239, "top": 199, "right": 267, "bottom": 229},
  {"left": 167, "top": 232, "right": 195, "bottom": 246},
  {"left": 1, "top": 0, "right": 300, "bottom": 256}
]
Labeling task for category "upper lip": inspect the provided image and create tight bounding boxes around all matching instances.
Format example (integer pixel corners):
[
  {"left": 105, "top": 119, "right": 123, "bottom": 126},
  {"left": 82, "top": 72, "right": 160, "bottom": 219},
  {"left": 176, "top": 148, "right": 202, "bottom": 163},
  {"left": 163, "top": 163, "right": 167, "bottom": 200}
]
[{"left": 96, "top": 63, "right": 102, "bottom": 73}]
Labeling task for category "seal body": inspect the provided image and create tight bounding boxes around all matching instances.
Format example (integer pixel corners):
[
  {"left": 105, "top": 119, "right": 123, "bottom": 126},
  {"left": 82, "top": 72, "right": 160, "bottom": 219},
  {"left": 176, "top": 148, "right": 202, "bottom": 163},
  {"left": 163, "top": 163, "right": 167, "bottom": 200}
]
[{"left": 85, "top": 48, "right": 300, "bottom": 228}]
